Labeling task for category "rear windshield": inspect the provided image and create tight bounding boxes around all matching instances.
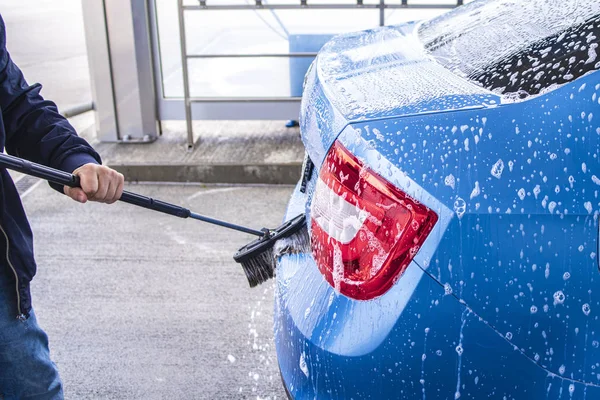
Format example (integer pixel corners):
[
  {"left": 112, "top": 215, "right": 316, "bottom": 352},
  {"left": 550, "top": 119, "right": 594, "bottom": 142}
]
[{"left": 418, "top": 0, "right": 600, "bottom": 98}]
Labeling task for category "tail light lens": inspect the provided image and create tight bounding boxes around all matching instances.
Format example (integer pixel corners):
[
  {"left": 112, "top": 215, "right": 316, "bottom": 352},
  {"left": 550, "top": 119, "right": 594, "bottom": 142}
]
[{"left": 310, "top": 141, "right": 438, "bottom": 300}]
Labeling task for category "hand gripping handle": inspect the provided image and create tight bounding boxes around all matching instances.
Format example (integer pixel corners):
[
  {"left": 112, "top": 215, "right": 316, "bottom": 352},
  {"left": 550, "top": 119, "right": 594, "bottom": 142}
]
[{"left": 0, "top": 152, "right": 190, "bottom": 218}]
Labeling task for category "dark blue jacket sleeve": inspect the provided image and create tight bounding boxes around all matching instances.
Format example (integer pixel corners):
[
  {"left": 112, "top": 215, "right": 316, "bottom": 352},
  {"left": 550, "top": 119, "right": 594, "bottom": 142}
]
[{"left": 0, "top": 14, "right": 101, "bottom": 175}]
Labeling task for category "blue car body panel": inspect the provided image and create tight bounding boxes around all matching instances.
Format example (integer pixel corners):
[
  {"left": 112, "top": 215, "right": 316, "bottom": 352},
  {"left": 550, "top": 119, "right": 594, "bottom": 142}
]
[
  {"left": 276, "top": 12, "right": 600, "bottom": 400},
  {"left": 348, "top": 73, "right": 600, "bottom": 384}
]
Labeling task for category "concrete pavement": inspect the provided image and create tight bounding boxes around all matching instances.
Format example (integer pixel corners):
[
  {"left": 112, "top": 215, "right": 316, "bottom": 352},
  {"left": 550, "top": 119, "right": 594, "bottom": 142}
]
[{"left": 25, "top": 182, "right": 291, "bottom": 399}]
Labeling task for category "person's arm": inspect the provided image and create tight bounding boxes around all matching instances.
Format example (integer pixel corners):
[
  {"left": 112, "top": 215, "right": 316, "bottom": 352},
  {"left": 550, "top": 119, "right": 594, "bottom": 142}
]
[{"left": 0, "top": 15, "right": 123, "bottom": 203}]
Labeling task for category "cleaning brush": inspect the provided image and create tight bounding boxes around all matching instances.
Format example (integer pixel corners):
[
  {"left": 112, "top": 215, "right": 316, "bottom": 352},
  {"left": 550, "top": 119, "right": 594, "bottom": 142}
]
[
  {"left": 234, "top": 214, "right": 309, "bottom": 286},
  {"left": 0, "top": 153, "right": 310, "bottom": 288}
]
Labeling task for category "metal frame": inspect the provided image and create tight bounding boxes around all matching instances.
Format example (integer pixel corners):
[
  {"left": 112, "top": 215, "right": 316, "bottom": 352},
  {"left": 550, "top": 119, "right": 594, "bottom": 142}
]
[
  {"left": 148, "top": 0, "right": 325, "bottom": 127},
  {"left": 170, "top": 0, "right": 464, "bottom": 147}
]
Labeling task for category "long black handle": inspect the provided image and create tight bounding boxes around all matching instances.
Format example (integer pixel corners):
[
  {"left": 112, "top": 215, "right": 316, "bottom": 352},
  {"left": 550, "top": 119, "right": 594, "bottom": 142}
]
[{"left": 0, "top": 153, "right": 265, "bottom": 237}]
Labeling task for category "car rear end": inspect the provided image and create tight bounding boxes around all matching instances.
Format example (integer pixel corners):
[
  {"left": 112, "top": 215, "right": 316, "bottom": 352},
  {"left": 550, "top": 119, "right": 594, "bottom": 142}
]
[{"left": 275, "top": 1, "right": 600, "bottom": 398}]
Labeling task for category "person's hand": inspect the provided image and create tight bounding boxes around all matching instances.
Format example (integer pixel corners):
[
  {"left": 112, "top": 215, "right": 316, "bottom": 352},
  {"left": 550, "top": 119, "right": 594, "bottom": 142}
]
[{"left": 64, "top": 163, "right": 124, "bottom": 204}]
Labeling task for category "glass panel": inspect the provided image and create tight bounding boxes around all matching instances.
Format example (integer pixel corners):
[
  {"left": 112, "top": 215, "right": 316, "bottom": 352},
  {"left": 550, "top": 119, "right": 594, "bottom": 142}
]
[
  {"left": 155, "top": 0, "right": 183, "bottom": 98},
  {"left": 385, "top": 8, "right": 448, "bottom": 25},
  {"left": 384, "top": 0, "right": 474, "bottom": 6},
  {"left": 184, "top": 10, "right": 289, "bottom": 56},
  {"left": 155, "top": 1, "right": 462, "bottom": 99},
  {"left": 156, "top": 2, "right": 379, "bottom": 97},
  {"left": 189, "top": 0, "right": 372, "bottom": 5},
  {"left": 187, "top": 56, "right": 315, "bottom": 97},
  {"left": 183, "top": 0, "right": 464, "bottom": 6},
  {"left": 183, "top": 9, "right": 378, "bottom": 57},
  {"left": 407, "top": 0, "right": 460, "bottom": 6},
  {"left": 197, "top": 0, "right": 305, "bottom": 5},
  {"left": 193, "top": 0, "right": 464, "bottom": 4},
  {"left": 309, "top": 0, "right": 366, "bottom": 3}
]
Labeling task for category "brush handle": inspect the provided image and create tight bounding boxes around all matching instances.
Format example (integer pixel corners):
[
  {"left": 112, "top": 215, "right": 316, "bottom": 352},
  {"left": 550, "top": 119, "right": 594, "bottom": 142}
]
[{"left": 0, "top": 153, "right": 265, "bottom": 237}]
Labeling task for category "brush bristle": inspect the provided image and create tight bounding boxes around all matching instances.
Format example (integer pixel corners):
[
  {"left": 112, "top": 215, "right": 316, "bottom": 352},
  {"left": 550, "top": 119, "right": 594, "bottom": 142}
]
[
  {"left": 274, "top": 225, "right": 311, "bottom": 258},
  {"left": 239, "top": 247, "right": 275, "bottom": 287},
  {"left": 234, "top": 214, "right": 307, "bottom": 288}
]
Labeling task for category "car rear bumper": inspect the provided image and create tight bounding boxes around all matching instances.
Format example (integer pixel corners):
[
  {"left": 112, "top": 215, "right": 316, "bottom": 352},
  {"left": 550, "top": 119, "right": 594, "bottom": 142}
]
[{"left": 275, "top": 250, "right": 600, "bottom": 399}]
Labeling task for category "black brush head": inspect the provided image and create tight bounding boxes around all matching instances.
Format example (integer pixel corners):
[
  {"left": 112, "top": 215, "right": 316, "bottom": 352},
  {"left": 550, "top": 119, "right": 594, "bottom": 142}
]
[
  {"left": 234, "top": 214, "right": 306, "bottom": 287},
  {"left": 238, "top": 247, "right": 275, "bottom": 287}
]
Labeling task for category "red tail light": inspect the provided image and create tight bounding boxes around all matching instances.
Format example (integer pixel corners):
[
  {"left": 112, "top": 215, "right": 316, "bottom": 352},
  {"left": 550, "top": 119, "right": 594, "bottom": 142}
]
[{"left": 310, "top": 141, "right": 438, "bottom": 300}]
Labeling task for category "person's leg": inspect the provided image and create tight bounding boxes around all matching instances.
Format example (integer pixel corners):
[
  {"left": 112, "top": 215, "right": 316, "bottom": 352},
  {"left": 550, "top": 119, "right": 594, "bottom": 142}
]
[{"left": 0, "top": 266, "right": 63, "bottom": 400}]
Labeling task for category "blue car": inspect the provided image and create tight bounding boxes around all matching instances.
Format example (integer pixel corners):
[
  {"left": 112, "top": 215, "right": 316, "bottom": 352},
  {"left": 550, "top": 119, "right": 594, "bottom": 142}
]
[{"left": 275, "top": 0, "right": 600, "bottom": 398}]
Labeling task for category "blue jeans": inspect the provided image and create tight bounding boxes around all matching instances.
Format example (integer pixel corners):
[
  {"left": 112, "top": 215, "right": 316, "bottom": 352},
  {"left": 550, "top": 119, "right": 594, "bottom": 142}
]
[{"left": 0, "top": 265, "right": 63, "bottom": 399}]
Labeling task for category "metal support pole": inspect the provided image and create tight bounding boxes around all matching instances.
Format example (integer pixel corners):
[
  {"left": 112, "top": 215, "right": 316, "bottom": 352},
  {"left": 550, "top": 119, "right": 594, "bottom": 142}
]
[
  {"left": 82, "top": 0, "right": 158, "bottom": 143},
  {"left": 379, "top": 0, "right": 385, "bottom": 26},
  {"left": 177, "top": 0, "right": 195, "bottom": 149},
  {"left": 82, "top": 0, "right": 119, "bottom": 142}
]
